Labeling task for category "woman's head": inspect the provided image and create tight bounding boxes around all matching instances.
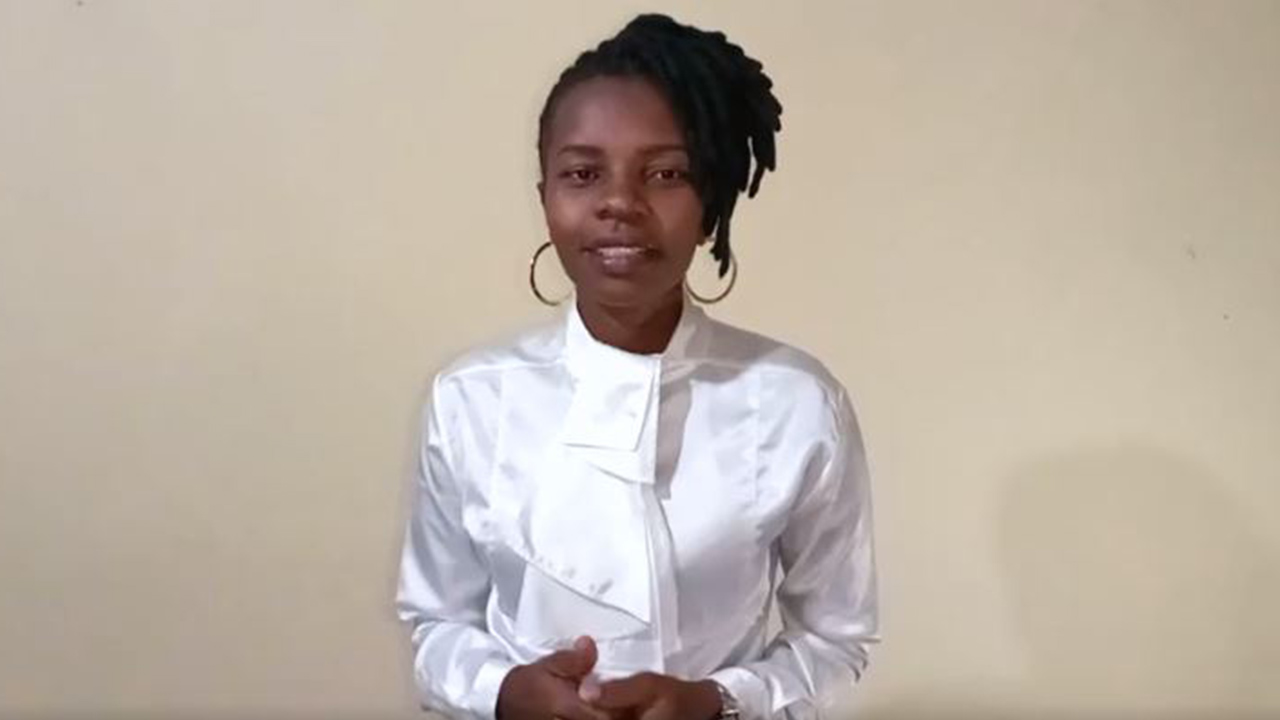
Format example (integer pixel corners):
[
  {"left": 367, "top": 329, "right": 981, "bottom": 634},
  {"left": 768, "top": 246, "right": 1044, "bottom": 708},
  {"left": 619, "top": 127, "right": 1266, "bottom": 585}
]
[{"left": 538, "top": 14, "right": 782, "bottom": 312}]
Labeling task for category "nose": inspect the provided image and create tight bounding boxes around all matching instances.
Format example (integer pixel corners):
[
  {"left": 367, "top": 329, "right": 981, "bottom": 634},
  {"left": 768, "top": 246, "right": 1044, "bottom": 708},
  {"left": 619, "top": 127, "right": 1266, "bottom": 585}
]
[{"left": 596, "top": 176, "right": 646, "bottom": 223}]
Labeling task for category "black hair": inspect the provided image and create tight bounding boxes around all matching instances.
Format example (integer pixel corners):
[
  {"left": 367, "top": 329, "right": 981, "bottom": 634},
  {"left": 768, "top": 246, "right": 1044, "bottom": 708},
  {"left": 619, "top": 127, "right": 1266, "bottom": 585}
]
[{"left": 537, "top": 13, "right": 783, "bottom": 277}]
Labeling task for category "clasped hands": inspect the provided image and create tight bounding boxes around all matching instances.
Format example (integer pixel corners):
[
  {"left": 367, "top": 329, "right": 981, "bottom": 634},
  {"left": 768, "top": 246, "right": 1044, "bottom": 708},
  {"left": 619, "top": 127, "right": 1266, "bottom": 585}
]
[{"left": 496, "top": 636, "right": 723, "bottom": 720}]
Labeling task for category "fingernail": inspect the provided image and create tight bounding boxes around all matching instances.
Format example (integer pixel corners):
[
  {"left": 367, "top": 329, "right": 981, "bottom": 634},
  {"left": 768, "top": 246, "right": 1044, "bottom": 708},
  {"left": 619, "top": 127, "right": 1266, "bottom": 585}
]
[{"left": 574, "top": 635, "right": 590, "bottom": 651}]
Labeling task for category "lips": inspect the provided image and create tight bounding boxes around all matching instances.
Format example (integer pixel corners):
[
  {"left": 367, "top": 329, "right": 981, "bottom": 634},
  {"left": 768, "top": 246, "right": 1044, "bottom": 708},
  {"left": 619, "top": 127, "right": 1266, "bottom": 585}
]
[
  {"left": 584, "top": 236, "right": 654, "bottom": 251},
  {"left": 583, "top": 238, "right": 657, "bottom": 275}
]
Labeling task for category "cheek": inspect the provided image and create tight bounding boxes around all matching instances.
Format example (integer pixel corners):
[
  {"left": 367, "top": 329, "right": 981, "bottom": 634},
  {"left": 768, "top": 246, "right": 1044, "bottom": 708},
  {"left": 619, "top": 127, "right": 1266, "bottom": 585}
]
[
  {"left": 667, "top": 187, "right": 705, "bottom": 229},
  {"left": 542, "top": 191, "right": 590, "bottom": 242},
  {"left": 655, "top": 191, "right": 706, "bottom": 246},
  {"left": 541, "top": 194, "right": 591, "bottom": 283}
]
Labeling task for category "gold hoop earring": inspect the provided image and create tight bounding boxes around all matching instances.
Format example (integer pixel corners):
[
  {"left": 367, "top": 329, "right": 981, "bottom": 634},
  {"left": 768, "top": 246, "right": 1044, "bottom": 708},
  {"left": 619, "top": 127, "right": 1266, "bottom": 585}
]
[
  {"left": 687, "top": 253, "right": 738, "bottom": 304},
  {"left": 529, "top": 241, "right": 569, "bottom": 307}
]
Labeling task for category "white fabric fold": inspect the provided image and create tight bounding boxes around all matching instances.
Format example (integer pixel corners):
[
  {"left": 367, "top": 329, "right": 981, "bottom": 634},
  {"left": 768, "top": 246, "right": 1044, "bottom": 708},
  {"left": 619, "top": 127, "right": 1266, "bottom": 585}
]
[
  {"left": 494, "top": 304, "right": 692, "bottom": 624},
  {"left": 396, "top": 296, "right": 878, "bottom": 720}
]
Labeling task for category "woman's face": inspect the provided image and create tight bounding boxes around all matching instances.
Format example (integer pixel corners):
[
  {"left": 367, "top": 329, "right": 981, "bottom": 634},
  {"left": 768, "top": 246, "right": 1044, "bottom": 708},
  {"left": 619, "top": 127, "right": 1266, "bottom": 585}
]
[{"left": 540, "top": 76, "right": 704, "bottom": 312}]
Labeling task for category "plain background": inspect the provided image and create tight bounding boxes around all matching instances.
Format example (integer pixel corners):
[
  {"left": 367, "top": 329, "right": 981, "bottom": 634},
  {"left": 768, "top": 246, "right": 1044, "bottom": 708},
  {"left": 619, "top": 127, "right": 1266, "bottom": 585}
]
[{"left": 1, "top": 1, "right": 1277, "bottom": 718}]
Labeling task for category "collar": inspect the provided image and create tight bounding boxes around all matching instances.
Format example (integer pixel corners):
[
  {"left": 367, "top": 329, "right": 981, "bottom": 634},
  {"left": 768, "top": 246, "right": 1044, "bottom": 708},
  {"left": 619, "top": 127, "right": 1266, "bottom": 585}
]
[
  {"left": 562, "top": 294, "right": 704, "bottom": 381},
  {"left": 558, "top": 298, "right": 705, "bottom": 482}
]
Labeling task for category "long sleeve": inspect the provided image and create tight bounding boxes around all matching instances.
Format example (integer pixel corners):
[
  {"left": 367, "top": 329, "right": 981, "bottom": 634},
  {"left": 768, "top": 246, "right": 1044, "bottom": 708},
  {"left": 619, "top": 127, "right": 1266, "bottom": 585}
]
[
  {"left": 396, "top": 376, "right": 515, "bottom": 720},
  {"left": 709, "top": 387, "right": 879, "bottom": 720}
]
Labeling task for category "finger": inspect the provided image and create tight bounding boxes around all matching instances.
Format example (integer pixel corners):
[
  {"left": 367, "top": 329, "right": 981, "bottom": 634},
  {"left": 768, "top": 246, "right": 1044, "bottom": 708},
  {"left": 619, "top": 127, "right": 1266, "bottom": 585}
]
[
  {"left": 539, "top": 650, "right": 587, "bottom": 679},
  {"left": 540, "top": 636, "right": 598, "bottom": 680},
  {"left": 578, "top": 674, "right": 602, "bottom": 704},
  {"left": 550, "top": 692, "right": 613, "bottom": 720},
  {"left": 573, "top": 635, "right": 598, "bottom": 666},
  {"left": 592, "top": 674, "right": 656, "bottom": 711},
  {"left": 638, "top": 695, "right": 679, "bottom": 720}
]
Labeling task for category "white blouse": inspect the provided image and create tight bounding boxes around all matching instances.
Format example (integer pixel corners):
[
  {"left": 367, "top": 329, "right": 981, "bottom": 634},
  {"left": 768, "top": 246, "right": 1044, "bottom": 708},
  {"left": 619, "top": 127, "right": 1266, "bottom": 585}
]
[{"left": 396, "top": 301, "right": 878, "bottom": 720}]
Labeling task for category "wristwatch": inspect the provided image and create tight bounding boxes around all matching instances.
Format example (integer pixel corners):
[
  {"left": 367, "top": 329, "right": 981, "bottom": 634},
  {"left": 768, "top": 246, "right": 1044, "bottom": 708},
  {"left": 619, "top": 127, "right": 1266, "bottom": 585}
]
[{"left": 711, "top": 680, "right": 742, "bottom": 719}]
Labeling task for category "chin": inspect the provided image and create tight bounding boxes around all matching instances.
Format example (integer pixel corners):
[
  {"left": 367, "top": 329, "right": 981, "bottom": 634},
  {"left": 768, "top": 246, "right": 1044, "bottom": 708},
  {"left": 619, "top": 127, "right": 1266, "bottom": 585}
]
[{"left": 578, "top": 278, "right": 680, "bottom": 310}]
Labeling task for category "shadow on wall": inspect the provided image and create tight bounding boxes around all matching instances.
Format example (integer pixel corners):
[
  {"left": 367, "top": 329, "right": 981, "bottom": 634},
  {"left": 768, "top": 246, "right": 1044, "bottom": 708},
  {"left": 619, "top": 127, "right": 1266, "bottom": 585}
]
[{"left": 862, "top": 446, "right": 1280, "bottom": 720}]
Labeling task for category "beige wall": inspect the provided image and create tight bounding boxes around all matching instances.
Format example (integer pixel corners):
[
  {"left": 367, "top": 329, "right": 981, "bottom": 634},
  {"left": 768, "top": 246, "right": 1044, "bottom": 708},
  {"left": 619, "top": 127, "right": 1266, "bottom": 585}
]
[{"left": 2, "top": 1, "right": 1277, "bottom": 718}]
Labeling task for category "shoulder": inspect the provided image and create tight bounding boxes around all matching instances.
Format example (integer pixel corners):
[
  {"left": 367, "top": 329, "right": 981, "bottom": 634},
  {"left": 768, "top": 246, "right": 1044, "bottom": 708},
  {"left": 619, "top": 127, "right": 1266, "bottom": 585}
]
[
  {"left": 699, "top": 314, "right": 848, "bottom": 408},
  {"left": 428, "top": 316, "right": 565, "bottom": 403}
]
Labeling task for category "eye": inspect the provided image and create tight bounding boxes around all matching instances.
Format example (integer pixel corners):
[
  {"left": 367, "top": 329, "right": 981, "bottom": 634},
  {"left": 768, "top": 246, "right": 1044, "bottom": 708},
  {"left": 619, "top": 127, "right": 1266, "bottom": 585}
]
[
  {"left": 648, "top": 167, "right": 690, "bottom": 185},
  {"left": 560, "top": 166, "right": 600, "bottom": 186}
]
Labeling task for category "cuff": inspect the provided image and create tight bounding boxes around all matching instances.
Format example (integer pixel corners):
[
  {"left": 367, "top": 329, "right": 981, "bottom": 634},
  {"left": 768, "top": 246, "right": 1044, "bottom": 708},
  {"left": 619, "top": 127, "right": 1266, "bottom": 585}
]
[
  {"left": 707, "top": 666, "right": 769, "bottom": 720},
  {"left": 471, "top": 655, "right": 518, "bottom": 720}
]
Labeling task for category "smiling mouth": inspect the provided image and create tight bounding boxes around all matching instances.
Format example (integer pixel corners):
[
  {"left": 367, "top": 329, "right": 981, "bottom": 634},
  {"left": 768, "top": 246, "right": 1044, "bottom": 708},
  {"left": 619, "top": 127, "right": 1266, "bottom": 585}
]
[
  {"left": 591, "top": 245, "right": 651, "bottom": 259},
  {"left": 584, "top": 243, "right": 658, "bottom": 275}
]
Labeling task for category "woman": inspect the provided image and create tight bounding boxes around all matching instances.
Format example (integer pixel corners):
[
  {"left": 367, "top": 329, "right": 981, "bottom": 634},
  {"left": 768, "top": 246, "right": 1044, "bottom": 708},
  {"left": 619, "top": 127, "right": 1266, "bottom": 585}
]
[{"left": 397, "top": 14, "right": 878, "bottom": 720}]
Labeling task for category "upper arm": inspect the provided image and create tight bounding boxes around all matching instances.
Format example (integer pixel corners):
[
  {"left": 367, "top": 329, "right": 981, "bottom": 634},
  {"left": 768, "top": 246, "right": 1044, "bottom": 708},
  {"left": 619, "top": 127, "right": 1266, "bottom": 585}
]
[
  {"left": 396, "top": 374, "right": 492, "bottom": 630},
  {"left": 775, "top": 386, "right": 877, "bottom": 643}
]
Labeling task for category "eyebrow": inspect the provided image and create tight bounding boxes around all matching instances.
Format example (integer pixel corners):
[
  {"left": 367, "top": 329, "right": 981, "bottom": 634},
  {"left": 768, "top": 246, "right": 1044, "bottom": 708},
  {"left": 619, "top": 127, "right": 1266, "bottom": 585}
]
[{"left": 554, "top": 143, "right": 689, "bottom": 158}]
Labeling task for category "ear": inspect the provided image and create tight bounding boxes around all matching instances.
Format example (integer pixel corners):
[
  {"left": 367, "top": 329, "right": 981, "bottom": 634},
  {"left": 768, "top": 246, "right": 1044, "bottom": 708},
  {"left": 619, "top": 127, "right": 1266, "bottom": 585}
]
[{"left": 537, "top": 179, "right": 546, "bottom": 207}]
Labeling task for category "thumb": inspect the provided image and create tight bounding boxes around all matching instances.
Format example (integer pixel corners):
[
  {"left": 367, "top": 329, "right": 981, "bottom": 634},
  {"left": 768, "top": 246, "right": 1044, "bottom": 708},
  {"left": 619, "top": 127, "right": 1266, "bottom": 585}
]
[{"left": 542, "top": 635, "right": 598, "bottom": 679}]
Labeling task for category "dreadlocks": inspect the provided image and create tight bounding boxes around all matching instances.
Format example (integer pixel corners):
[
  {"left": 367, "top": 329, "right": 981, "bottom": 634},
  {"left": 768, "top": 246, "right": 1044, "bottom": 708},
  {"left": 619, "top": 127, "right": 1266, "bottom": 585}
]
[{"left": 537, "top": 13, "right": 783, "bottom": 278}]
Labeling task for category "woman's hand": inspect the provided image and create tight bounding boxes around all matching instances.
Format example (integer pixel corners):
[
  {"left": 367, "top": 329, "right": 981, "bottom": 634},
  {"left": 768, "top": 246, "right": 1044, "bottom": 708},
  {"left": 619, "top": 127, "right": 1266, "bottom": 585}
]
[
  {"left": 496, "top": 636, "right": 612, "bottom": 720},
  {"left": 584, "top": 672, "right": 722, "bottom": 720}
]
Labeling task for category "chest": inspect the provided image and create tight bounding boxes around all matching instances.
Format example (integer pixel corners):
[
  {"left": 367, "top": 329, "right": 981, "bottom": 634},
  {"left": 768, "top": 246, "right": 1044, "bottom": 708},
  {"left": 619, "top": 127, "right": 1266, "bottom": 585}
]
[{"left": 455, "top": 365, "right": 809, "bottom": 661}]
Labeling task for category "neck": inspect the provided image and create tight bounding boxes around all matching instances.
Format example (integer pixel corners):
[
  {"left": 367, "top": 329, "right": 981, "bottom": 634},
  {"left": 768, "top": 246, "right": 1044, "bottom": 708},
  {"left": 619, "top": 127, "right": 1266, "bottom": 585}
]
[{"left": 576, "top": 287, "right": 684, "bottom": 355}]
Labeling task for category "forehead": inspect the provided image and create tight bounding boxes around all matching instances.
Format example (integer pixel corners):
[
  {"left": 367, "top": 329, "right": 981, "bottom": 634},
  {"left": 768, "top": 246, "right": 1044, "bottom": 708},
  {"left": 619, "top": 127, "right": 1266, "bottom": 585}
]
[{"left": 545, "top": 76, "right": 686, "bottom": 151}]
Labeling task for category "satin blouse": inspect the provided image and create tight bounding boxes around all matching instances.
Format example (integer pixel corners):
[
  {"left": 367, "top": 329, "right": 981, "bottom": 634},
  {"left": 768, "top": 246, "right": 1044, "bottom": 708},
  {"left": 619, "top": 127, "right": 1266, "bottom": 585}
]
[{"left": 396, "top": 301, "right": 878, "bottom": 720}]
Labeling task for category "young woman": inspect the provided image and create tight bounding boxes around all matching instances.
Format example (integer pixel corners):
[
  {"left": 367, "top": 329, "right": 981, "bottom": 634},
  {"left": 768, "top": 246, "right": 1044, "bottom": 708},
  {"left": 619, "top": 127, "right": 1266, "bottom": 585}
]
[{"left": 397, "top": 14, "right": 878, "bottom": 720}]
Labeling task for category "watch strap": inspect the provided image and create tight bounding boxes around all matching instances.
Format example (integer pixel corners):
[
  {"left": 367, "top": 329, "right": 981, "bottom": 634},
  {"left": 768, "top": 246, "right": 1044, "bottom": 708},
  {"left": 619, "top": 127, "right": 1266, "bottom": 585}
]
[{"left": 711, "top": 680, "right": 742, "bottom": 719}]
